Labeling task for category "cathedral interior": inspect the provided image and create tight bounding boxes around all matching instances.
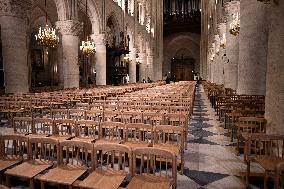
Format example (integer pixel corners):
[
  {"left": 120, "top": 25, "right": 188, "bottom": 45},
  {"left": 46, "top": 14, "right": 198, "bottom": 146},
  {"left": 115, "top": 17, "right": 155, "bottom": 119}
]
[{"left": 0, "top": 0, "right": 283, "bottom": 188}]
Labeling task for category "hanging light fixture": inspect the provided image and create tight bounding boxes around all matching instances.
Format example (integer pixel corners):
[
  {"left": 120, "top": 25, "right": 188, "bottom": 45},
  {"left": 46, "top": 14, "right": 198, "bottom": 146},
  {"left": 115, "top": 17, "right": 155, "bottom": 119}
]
[
  {"left": 80, "top": 0, "right": 95, "bottom": 57},
  {"left": 220, "top": 33, "right": 226, "bottom": 48},
  {"left": 229, "top": 12, "right": 240, "bottom": 36},
  {"left": 35, "top": 0, "right": 59, "bottom": 48}
]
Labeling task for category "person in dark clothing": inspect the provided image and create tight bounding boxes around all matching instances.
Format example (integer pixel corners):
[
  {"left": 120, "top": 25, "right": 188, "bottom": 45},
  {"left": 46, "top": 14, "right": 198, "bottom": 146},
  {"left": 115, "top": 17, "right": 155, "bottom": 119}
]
[
  {"left": 166, "top": 75, "right": 170, "bottom": 84},
  {"left": 88, "top": 77, "right": 93, "bottom": 84}
]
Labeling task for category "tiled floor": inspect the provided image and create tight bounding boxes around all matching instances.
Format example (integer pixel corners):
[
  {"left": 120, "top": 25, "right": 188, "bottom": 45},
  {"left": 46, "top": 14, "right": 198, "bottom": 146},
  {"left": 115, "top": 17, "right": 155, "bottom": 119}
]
[
  {"left": 0, "top": 84, "right": 266, "bottom": 189},
  {"left": 177, "top": 84, "right": 264, "bottom": 189}
]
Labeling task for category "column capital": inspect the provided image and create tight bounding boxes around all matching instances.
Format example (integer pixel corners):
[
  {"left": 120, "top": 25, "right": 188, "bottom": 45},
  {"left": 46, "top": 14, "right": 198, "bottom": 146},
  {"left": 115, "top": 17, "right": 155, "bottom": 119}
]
[
  {"left": 91, "top": 33, "right": 106, "bottom": 46},
  {"left": 0, "top": 0, "right": 27, "bottom": 18},
  {"left": 56, "top": 20, "right": 83, "bottom": 36},
  {"left": 138, "top": 52, "right": 147, "bottom": 58},
  {"left": 129, "top": 48, "right": 137, "bottom": 55}
]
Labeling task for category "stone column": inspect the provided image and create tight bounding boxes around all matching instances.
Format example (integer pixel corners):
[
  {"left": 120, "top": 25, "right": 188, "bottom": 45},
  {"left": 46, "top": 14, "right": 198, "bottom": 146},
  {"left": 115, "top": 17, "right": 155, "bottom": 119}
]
[
  {"left": 129, "top": 48, "right": 137, "bottom": 83},
  {"left": 56, "top": 43, "right": 64, "bottom": 88},
  {"left": 0, "top": 1, "right": 29, "bottom": 94},
  {"left": 237, "top": 0, "right": 268, "bottom": 95},
  {"left": 218, "top": 23, "right": 226, "bottom": 85},
  {"left": 56, "top": 20, "right": 82, "bottom": 89},
  {"left": 265, "top": 1, "right": 284, "bottom": 134},
  {"left": 224, "top": 1, "right": 239, "bottom": 91},
  {"left": 91, "top": 34, "right": 106, "bottom": 85},
  {"left": 214, "top": 35, "right": 221, "bottom": 84},
  {"left": 138, "top": 52, "right": 147, "bottom": 81}
]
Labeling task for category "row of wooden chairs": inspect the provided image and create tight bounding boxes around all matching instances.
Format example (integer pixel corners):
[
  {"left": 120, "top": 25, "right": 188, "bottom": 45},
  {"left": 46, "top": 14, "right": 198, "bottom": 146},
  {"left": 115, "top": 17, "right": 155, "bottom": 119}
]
[
  {"left": 0, "top": 134, "right": 177, "bottom": 189},
  {"left": 243, "top": 133, "right": 284, "bottom": 189},
  {"left": 12, "top": 118, "right": 185, "bottom": 174}
]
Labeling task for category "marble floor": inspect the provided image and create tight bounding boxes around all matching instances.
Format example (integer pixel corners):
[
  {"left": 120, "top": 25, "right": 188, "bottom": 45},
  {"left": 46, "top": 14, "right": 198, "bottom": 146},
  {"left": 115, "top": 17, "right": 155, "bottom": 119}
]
[
  {"left": 0, "top": 84, "right": 266, "bottom": 189},
  {"left": 176, "top": 84, "right": 264, "bottom": 189}
]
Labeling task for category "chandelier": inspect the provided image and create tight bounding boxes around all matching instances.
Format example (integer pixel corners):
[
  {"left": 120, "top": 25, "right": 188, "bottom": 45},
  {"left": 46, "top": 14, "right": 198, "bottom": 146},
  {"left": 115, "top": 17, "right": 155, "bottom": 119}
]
[
  {"left": 80, "top": 37, "right": 95, "bottom": 56},
  {"left": 80, "top": 0, "right": 95, "bottom": 56},
  {"left": 220, "top": 34, "right": 226, "bottom": 49},
  {"left": 124, "top": 53, "right": 130, "bottom": 62},
  {"left": 229, "top": 13, "right": 240, "bottom": 36},
  {"left": 35, "top": 0, "right": 59, "bottom": 48},
  {"left": 210, "top": 53, "right": 215, "bottom": 61}
]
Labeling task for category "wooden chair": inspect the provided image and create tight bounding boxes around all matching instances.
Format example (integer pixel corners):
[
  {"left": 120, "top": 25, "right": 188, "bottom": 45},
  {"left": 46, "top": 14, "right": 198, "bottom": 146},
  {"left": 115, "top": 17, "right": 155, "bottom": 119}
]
[
  {"left": 5, "top": 137, "right": 59, "bottom": 189},
  {"left": 73, "top": 120, "right": 100, "bottom": 143},
  {"left": 127, "top": 147, "right": 177, "bottom": 189},
  {"left": 96, "top": 122, "right": 125, "bottom": 144},
  {"left": 236, "top": 117, "right": 267, "bottom": 154},
  {"left": 122, "top": 111, "right": 143, "bottom": 124},
  {"left": 153, "top": 125, "right": 185, "bottom": 174},
  {"left": 50, "top": 109, "right": 69, "bottom": 120},
  {"left": 85, "top": 110, "right": 103, "bottom": 122},
  {"left": 68, "top": 109, "right": 86, "bottom": 121},
  {"left": 142, "top": 112, "right": 164, "bottom": 126},
  {"left": 37, "top": 140, "right": 94, "bottom": 189},
  {"left": 75, "top": 143, "right": 132, "bottom": 189},
  {"left": 275, "top": 162, "right": 284, "bottom": 189},
  {"left": 244, "top": 133, "right": 284, "bottom": 189},
  {"left": 164, "top": 113, "right": 189, "bottom": 150},
  {"left": 103, "top": 110, "right": 122, "bottom": 122},
  {"left": 13, "top": 117, "right": 33, "bottom": 135},
  {"left": 0, "top": 134, "right": 28, "bottom": 184},
  {"left": 123, "top": 123, "right": 153, "bottom": 148},
  {"left": 51, "top": 119, "right": 76, "bottom": 141},
  {"left": 28, "top": 118, "right": 53, "bottom": 138}
]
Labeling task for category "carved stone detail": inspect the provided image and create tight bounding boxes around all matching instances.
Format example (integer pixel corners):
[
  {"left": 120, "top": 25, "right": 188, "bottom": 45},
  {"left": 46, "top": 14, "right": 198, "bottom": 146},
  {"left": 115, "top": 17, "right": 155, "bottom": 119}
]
[
  {"left": 56, "top": 20, "right": 83, "bottom": 36},
  {"left": 91, "top": 34, "right": 106, "bottom": 46},
  {"left": 0, "top": 0, "right": 27, "bottom": 18}
]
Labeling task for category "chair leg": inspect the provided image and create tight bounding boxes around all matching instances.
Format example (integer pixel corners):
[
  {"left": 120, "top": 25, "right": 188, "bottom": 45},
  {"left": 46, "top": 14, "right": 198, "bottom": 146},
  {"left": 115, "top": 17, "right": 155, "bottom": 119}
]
[
  {"left": 264, "top": 171, "right": 268, "bottom": 189},
  {"left": 29, "top": 178, "right": 34, "bottom": 189},
  {"left": 274, "top": 174, "right": 279, "bottom": 189},
  {"left": 5, "top": 175, "right": 10, "bottom": 188},
  {"left": 40, "top": 181, "right": 45, "bottom": 189},
  {"left": 246, "top": 161, "right": 250, "bottom": 188}
]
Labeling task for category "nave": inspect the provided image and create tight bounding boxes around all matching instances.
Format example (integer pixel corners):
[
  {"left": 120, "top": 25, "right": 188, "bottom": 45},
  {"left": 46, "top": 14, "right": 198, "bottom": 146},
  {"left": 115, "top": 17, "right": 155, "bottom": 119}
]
[{"left": 0, "top": 82, "right": 273, "bottom": 189}]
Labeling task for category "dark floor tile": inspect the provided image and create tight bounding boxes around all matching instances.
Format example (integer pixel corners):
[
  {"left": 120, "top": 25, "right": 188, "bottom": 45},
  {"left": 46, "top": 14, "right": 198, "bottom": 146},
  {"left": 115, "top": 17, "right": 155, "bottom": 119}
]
[{"left": 183, "top": 169, "right": 229, "bottom": 186}]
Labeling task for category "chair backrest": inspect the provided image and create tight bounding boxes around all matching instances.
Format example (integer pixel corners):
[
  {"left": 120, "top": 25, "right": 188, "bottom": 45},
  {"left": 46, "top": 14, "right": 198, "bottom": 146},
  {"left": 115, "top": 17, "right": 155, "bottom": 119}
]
[
  {"left": 122, "top": 111, "right": 143, "bottom": 123},
  {"left": 154, "top": 125, "right": 184, "bottom": 150},
  {"left": 0, "top": 134, "right": 29, "bottom": 160},
  {"left": 100, "top": 122, "right": 125, "bottom": 141},
  {"left": 59, "top": 140, "right": 94, "bottom": 169},
  {"left": 75, "top": 120, "right": 100, "bottom": 140},
  {"left": 94, "top": 143, "right": 132, "bottom": 176},
  {"left": 238, "top": 117, "right": 267, "bottom": 134},
  {"left": 13, "top": 117, "right": 33, "bottom": 134},
  {"left": 133, "top": 147, "right": 177, "bottom": 188},
  {"left": 28, "top": 137, "right": 59, "bottom": 163},
  {"left": 143, "top": 112, "right": 164, "bottom": 126},
  {"left": 51, "top": 109, "right": 69, "bottom": 119},
  {"left": 53, "top": 119, "right": 76, "bottom": 138},
  {"left": 124, "top": 123, "right": 153, "bottom": 144},
  {"left": 164, "top": 113, "right": 188, "bottom": 128},
  {"left": 246, "top": 134, "right": 284, "bottom": 159},
  {"left": 85, "top": 110, "right": 103, "bottom": 122},
  {"left": 68, "top": 109, "right": 86, "bottom": 120},
  {"left": 33, "top": 118, "right": 53, "bottom": 135},
  {"left": 103, "top": 110, "right": 122, "bottom": 122}
]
